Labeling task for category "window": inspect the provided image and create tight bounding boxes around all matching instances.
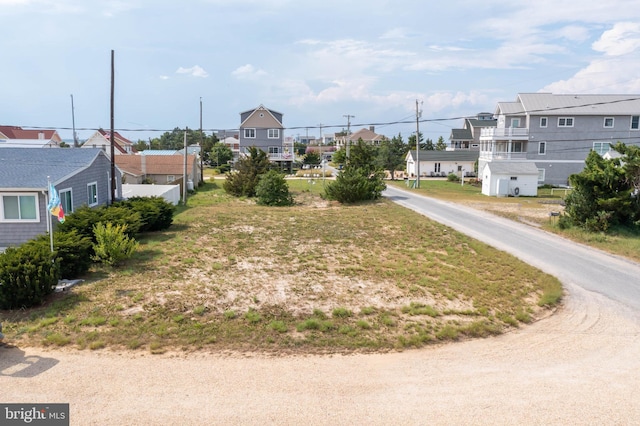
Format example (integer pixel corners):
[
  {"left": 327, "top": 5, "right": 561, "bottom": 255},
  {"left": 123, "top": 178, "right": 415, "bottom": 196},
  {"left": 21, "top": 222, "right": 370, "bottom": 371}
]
[
  {"left": 166, "top": 175, "right": 175, "bottom": 183},
  {"left": 244, "top": 128, "right": 256, "bottom": 138},
  {"left": 511, "top": 118, "right": 520, "bottom": 128},
  {"left": 267, "top": 129, "right": 279, "bottom": 139},
  {"left": 593, "top": 141, "right": 611, "bottom": 155},
  {"left": 60, "top": 189, "right": 73, "bottom": 214},
  {"left": 540, "top": 117, "right": 548, "bottom": 128},
  {"left": 558, "top": 117, "right": 574, "bottom": 127},
  {"left": 1, "top": 194, "right": 38, "bottom": 221},
  {"left": 538, "top": 141, "right": 546, "bottom": 155},
  {"left": 512, "top": 141, "right": 524, "bottom": 152},
  {"left": 538, "top": 168, "right": 546, "bottom": 183},
  {"left": 434, "top": 163, "right": 441, "bottom": 173},
  {"left": 268, "top": 146, "right": 280, "bottom": 154},
  {"left": 87, "top": 182, "right": 98, "bottom": 206},
  {"left": 631, "top": 115, "right": 639, "bottom": 130},
  {"left": 604, "top": 117, "right": 614, "bottom": 128}
]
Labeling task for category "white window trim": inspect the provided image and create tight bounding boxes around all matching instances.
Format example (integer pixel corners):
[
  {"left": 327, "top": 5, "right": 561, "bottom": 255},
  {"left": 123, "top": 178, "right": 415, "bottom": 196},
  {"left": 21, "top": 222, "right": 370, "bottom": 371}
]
[
  {"left": 537, "top": 168, "right": 546, "bottom": 183},
  {"left": 603, "top": 117, "right": 614, "bottom": 128},
  {"left": 267, "top": 129, "right": 280, "bottom": 139},
  {"left": 511, "top": 118, "right": 520, "bottom": 128},
  {"left": 244, "top": 128, "right": 256, "bottom": 139},
  {"left": 167, "top": 175, "right": 175, "bottom": 183},
  {"left": 558, "top": 117, "right": 574, "bottom": 127},
  {"left": 540, "top": 117, "right": 548, "bottom": 128},
  {"left": 87, "top": 182, "right": 98, "bottom": 207},
  {"left": 60, "top": 188, "right": 73, "bottom": 214},
  {"left": 593, "top": 141, "right": 610, "bottom": 155},
  {"left": 0, "top": 192, "right": 40, "bottom": 223},
  {"left": 538, "top": 141, "right": 546, "bottom": 155},
  {"left": 631, "top": 115, "right": 639, "bottom": 130}
]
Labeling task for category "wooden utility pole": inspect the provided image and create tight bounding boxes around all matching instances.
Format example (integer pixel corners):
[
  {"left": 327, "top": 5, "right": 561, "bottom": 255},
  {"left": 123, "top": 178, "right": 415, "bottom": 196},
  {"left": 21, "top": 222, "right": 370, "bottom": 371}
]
[
  {"left": 343, "top": 114, "right": 354, "bottom": 159},
  {"left": 110, "top": 50, "right": 116, "bottom": 203}
]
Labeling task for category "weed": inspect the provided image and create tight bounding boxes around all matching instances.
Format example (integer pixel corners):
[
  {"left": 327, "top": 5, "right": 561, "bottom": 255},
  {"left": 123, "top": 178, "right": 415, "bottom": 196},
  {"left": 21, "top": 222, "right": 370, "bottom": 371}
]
[{"left": 332, "top": 307, "right": 352, "bottom": 318}]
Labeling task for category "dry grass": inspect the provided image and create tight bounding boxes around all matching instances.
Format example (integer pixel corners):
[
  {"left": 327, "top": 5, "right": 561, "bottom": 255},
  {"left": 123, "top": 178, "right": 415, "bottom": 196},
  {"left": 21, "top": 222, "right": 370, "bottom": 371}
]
[{"left": 2, "top": 180, "right": 562, "bottom": 354}]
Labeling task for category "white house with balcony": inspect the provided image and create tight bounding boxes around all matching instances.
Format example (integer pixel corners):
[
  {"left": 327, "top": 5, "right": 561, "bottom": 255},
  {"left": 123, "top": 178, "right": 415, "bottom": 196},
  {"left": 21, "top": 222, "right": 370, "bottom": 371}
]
[{"left": 479, "top": 93, "right": 640, "bottom": 196}]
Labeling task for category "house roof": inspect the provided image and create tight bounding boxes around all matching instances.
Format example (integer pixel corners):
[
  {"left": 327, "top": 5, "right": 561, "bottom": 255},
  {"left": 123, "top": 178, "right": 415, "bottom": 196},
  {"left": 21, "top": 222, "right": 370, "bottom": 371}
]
[
  {"left": 115, "top": 154, "right": 197, "bottom": 176},
  {"left": 347, "top": 128, "right": 387, "bottom": 142},
  {"left": 0, "top": 148, "right": 106, "bottom": 190},
  {"left": 450, "top": 129, "right": 472, "bottom": 140},
  {"left": 498, "top": 93, "right": 640, "bottom": 116},
  {"left": 240, "top": 104, "right": 283, "bottom": 128},
  {"left": 98, "top": 128, "right": 133, "bottom": 145},
  {"left": 485, "top": 161, "right": 539, "bottom": 175},
  {"left": 0, "top": 126, "right": 59, "bottom": 140},
  {"left": 407, "top": 150, "right": 479, "bottom": 162},
  {"left": 465, "top": 118, "right": 497, "bottom": 128}
]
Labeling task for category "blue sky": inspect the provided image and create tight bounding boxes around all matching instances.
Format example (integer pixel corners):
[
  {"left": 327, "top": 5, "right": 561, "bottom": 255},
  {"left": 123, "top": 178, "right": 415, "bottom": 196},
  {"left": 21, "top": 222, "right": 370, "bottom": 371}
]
[{"left": 2, "top": 0, "right": 640, "bottom": 143}]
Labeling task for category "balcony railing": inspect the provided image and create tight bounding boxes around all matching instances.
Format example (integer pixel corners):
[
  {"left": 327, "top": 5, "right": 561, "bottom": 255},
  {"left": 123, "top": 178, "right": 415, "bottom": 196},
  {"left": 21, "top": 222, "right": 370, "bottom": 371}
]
[
  {"left": 269, "top": 152, "right": 294, "bottom": 161},
  {"left": 480, "top": 128, "right": 529, "bottom": 140},
  {"left": 479, "top": 151, "right": 528, "bottom": 161}
]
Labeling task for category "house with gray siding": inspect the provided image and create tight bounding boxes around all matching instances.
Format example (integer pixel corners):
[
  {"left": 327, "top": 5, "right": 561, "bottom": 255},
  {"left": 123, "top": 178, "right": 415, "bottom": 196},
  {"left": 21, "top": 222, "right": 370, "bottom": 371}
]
[
  {"left": 238, "top": 105, "right": 293, "bottom": 166},
  {"left": 0, "top": 148, "right": 121, "bottom": 250},
  {"left": 479, "top": 93, "right": 640, "bottom": 195},
  {"left": 448, "top": 113, "right": 496, "bottom": 151}
]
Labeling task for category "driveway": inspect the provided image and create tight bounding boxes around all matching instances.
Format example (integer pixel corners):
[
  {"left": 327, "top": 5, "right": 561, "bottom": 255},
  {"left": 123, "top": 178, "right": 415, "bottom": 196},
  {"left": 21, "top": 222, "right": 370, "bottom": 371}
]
[{"left": 1, "top": 187, "right": 639, "bottom": 425}]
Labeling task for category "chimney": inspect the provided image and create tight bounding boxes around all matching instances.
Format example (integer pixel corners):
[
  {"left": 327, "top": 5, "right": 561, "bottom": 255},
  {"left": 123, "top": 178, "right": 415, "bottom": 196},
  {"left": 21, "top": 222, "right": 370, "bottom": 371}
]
[
  {"left": 38, "top": 132, "right": 45, "bottom": 139},
  {"left": 369, "top": 126, "right": 375, "bottom": 132}
]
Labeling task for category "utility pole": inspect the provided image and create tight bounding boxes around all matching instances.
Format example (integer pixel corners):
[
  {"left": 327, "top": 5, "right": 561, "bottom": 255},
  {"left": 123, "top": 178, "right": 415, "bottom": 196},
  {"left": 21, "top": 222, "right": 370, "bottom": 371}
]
[
  {"left": 343, "top": 114, "right": 354, "bottom": 159},
  {"left": 318, "top": 123, "right": 324, "bottom": 145},
  {"left": 199, "top": 97, "right": 204, "bottom": 185},
  {"left": 110, "top": 49, "right": 116, "bottom": 203},
  {"left": 70, "top": 94, "right": 78, "bottom": 147},
  {"left": 415, "top": 100, "right": 422, "bottom": 189}
]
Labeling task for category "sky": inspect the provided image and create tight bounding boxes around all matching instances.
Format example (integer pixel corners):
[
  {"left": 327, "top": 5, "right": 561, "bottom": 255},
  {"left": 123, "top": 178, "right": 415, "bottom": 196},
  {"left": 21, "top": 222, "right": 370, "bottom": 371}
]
[{"left": 2, "top": 0, "right": 640, "bottom": 143}]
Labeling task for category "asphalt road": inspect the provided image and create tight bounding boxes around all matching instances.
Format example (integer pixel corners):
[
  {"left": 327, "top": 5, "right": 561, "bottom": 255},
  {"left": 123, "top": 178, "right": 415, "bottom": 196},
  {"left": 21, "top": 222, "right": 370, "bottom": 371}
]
[{"left": 384, "top": 185, "right": 640, "bottom": 313}]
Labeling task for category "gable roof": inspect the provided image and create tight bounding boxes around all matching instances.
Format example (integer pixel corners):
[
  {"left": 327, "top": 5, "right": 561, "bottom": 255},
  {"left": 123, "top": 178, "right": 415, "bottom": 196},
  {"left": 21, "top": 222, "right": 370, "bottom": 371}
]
[
  {"left": 450, "top": 129, "right": 472, "bottom": 140},
  {"left": 115, "top": 154, "right": 197, "bottom": 176},
  {"left": 497, "top": 93, "right": 640, "bottom": 116},
  {"left": 348, "top": 128, "right": 387, "bottom": 142},
  {"left": 240, "top": 104, "right": 283, "bottom": 128},
  {"left": 484, "top": 161, "right": 539, "bottom": 175},
  {"left": 0, "top": 126, "right": 60, "bottom": 141},
  {"left": 0, "top": 148, "right": 107, "bottom": 190}
]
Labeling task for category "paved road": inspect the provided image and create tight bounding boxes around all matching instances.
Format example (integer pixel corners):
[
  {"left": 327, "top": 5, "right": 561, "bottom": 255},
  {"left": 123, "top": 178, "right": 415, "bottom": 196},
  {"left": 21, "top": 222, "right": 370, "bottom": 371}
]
[{"left": 384, "top": 185, "right": 640, "bottom": 312}]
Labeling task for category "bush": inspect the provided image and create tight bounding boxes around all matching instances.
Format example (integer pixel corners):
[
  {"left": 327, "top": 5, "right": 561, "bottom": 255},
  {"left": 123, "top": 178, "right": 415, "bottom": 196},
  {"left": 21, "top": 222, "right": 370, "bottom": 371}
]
[
  {"left": 114, "top": 197, "right": 175, "bottom": 232},
  {"left": 324, "top": 167, "right": 386, "bottom": 204},
  {"left": 92, "top": 222, "right": 139, "bottom": 266},
  {"left": 0, "top": 243, "right": 59, "bottom": 309},
  {"left": 223, "top": 146, "right": 269, "bottom": 197},
  {"left": 255, "top": 170, "right": 294, "bottom": 206},
  {"left": 58, "top": 205, "right": 141, "bottom": 243},
  {"left": 26, "top": 230, "right": 93, "bottom": 279},
  {"left": 447, "top": 173, "right": 459, "bottom": 182}
]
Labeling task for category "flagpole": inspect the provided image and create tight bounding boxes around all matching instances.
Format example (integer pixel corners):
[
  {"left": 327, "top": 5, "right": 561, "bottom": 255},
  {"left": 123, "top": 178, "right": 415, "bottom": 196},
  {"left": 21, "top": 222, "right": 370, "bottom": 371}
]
[{"left": 47, "top": 176, "right": 54, "bottom": 253}]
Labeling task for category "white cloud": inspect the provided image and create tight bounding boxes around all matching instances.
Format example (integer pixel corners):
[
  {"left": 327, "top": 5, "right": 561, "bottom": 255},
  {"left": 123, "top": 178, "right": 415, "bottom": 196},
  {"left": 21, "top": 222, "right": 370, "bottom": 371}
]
[
  {"left": 592, "top": 22, "right": 640, "bottom": 56},
  {"left": 543, "top": 23, "right": 640, "bottom": 94},
  {"left": 176, "top": 65, "right": 209, "bottom": 78},
  {"left": 159, "top": 75, "right": 169, "bottom": 80},
  {"left": 231, "top": 64, "right": 268, "bottom": 80}
]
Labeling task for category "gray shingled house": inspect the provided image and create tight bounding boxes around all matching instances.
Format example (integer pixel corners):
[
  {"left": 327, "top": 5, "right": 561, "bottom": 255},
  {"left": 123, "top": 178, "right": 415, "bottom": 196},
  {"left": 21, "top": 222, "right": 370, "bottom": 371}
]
[{"left": 0, "top": 148, "right": 121, "bottom": 250}]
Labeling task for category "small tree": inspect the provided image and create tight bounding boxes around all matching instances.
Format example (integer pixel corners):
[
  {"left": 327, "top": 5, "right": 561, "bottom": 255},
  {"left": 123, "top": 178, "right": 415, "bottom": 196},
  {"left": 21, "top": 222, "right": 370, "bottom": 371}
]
[
  {"left": 304, "top": 149, "right": 321, "bottom": 166},
  {"left": 223, "top": 146, "right": 269, "bottom": 197},
  {"left": 377, "top": 134, "right": 407, "bottom": 180},
  {"left": 92, "top": 222, "right": 139, "bottom": 266},
  {"left": 435, "top": 136, "right": 447, "bottom": 151},
  {"left": 256, "top": 170, "right": 294, "bottom": 206}
]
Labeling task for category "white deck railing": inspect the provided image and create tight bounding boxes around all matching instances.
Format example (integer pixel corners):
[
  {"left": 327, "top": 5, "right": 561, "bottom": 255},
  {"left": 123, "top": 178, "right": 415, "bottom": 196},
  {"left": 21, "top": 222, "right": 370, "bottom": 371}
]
[{"left": 480, "top": 128, "right": 529, "bottom": 139}]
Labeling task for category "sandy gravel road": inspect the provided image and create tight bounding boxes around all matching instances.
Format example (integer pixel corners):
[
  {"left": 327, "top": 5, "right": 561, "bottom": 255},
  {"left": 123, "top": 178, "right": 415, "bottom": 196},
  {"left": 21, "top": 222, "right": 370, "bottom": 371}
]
[{"left": 2, "top": 281, "right": 639, "bottom": 425}]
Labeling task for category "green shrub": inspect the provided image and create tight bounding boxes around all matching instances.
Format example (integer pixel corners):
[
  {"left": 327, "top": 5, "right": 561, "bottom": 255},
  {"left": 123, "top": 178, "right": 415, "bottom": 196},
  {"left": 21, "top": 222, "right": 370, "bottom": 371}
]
[
  {"left": 255, "top": 170, "right": 294, "bottom": 206},
  {"left": 447, "top": 173, "right": 459, "bottom": 182},
  {"left": 114, "top": 197, "right": 175, "bottom": 232},
  {"left": 92, "top": 222, "right": 139, "bottom": 266},
  {"left": 324, "top": 167, "right": 386, "bottom": 204},
  {"left": 0, "top": 243, "right": 59, "bottom": 309},
  {"left": 27, "top": 230, "right": 93, "bottom": 279},
  {"left": 58, "top": 205, "right": 141, "bottom": 243}
]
